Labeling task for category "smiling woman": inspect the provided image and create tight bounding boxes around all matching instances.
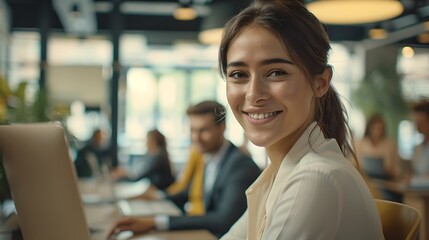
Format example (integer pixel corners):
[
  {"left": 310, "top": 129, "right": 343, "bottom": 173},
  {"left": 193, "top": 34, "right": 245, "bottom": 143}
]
[
  {"left": 224, "top": 25, "right": 321, "bottom": 160},
  {"left": 219, "top": 0, "right": 384, "bottom": 239}
]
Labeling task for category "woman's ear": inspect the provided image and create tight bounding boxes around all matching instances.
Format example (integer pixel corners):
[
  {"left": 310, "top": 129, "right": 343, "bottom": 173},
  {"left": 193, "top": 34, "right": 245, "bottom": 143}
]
[{"left": 315, "top": 66, "right": 332, "bottom": 97}]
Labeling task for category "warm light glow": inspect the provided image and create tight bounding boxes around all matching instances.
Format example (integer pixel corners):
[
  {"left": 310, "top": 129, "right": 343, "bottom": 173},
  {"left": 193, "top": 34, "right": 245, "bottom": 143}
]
[
  {"left": 198, "top": 27, "right": 223, "bottom": 45},
  {"left": 368, "top": 28, "right": 387, "bottom": 39},
  {"left": 306, "top": 0, "right": 403, "bottom": 24},
  {"left": 424, "top": 21, "right": 429, "bottom": 31},
  {"left": 173, "top": 6, "right": 197, "bottom": 21},
  {"left": 418, "top": 32, "right": 429, "bottom": 44},
  {"left": 401, "top": 46, "right": 414, "bottom": 58}
]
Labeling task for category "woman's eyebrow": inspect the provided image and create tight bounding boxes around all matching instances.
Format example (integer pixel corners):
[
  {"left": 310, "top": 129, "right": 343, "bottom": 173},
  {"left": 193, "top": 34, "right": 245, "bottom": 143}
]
[
  {"left": 261, "top": 58, "right": 295, "bottom": 65},
  {"left": 227, "top": 58, "right": 295, "bottom": 69},
  {"left": 226, "top": 61, "right": 247, "bottom": 69}
]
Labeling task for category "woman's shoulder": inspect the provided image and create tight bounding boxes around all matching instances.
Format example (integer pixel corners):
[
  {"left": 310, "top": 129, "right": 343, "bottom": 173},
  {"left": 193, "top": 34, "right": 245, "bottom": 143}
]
[{"left": 293, "top": 150, "right": 359, "bottom": 180}]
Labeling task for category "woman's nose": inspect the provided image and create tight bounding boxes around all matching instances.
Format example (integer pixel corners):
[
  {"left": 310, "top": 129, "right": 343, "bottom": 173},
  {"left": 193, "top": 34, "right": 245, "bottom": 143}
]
[{"left": 245, "top": 77, "right": 269, "bottom": 105}]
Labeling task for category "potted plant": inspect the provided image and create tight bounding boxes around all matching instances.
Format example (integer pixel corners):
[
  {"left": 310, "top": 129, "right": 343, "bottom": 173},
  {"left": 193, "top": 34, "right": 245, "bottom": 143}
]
[{"left": 0, "top": 75, "right": 50, "bottom": 203}]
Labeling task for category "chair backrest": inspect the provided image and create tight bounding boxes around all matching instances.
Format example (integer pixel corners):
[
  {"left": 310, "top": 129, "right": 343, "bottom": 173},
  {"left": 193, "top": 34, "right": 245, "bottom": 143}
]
[{"left": 375, "top": 199, "right": 421, "bottom": 240}]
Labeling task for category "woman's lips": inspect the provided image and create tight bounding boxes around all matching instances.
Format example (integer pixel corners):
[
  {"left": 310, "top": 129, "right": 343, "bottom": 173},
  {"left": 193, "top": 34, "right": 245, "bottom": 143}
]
[{"left": 243, "top": 110, "right": 282, "bottom": 124}]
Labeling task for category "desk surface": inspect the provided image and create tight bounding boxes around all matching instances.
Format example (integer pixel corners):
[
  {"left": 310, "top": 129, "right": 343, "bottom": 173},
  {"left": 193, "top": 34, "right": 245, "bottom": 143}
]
[
  {"left": 371, "top": 178, "right": 429, "bottom": 196},
  {"left": 81, "top": 179, "right": 218, "bottom": 240},
  {"left": 86, "top": 204, "right": 217, "bottom": 240},
  {"left": 0, "top": 205, "right": 217, "bottom": 240}
]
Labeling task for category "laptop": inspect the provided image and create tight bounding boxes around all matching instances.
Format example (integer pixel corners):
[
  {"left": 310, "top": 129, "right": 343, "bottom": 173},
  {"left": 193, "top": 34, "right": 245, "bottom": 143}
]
[{"left": 0, "top": 122, "right": 91, "bottom": 240}]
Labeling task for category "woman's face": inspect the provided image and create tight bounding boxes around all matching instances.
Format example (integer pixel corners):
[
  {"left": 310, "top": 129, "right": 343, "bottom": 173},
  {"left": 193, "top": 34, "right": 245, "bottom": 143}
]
[
  {"left": 226, "top": 25, "right": 319, "bottom": 153},
  {"left": 369, "top": 120, "right": 385, "bottom": 140}
]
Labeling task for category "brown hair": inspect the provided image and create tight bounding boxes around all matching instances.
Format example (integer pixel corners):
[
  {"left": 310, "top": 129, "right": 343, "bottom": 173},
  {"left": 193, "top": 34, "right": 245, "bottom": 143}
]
[
  {"left": 147, "top": 129, "right": 167, "bottom": 152},
  {"left": 219, "top": 0, "right": 356, "bottom": 160},
  {"left": 363, "top": 114, "right": 386, "bottom": 139},
  {"left": 186, "top": 100, "right": 226, "bottom": 125}
]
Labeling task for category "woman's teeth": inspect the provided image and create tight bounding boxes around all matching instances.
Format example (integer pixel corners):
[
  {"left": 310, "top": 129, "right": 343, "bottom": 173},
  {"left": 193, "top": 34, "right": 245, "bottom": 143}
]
[{"left": 248, "top": 112, "right": 277, "bottom": 120}]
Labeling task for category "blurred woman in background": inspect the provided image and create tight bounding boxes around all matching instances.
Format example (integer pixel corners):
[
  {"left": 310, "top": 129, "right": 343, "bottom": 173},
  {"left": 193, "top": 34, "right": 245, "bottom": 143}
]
[
  {"left": 356, "top": 114, "right": 402, "bottom": 180},
  {"left": 113, "top": 129, "right": 175, "bottom": 190},
  {"left": 356, "top": 114, "right": 402, "bottom": 202}
]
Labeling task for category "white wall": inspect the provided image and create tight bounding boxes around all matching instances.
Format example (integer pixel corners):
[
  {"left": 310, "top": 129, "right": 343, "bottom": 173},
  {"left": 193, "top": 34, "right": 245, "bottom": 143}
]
[{"left": 46, "top": 65, "right": 107, "bottom": 107}]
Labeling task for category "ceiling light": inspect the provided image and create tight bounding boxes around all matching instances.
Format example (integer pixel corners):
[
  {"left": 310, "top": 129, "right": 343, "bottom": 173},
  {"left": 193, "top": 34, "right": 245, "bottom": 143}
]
[
  {"left": 368, "top": 27, "right": 388, "bottom": 39},
  {"left": 424, "top": 21, "right": 429, "bottom": 31},
  {"left": 401, "top": 46, "right": 414, "bottom": 58},
  {"left": 199, "top": 27, "right": 224, "bottom": 45},
  {"left": 418, "top": 32, "right": 429, "bottom": 44},
  {"left": 173, "top": 5, "right": 197, "bottom": 21},
  {"left": 306, "top": 0, "right": 404, "bottom": 24}
]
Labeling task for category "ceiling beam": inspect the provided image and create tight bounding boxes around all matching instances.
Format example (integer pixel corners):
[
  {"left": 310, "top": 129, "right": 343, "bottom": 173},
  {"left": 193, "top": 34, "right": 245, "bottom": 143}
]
[{"left": 363, "top": 22, "right": 427, "bottom": 49}]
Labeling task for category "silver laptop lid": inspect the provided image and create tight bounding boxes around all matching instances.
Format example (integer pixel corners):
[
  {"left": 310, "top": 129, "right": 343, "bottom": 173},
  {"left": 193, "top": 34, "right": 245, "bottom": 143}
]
[{"left": 0, "top": 122, "right": 91, "bottom": 240}]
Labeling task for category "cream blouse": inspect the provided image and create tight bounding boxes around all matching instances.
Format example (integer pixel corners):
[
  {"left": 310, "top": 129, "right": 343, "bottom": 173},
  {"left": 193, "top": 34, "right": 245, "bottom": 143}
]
[{"left": 221, "top": 122, "right": 384, "bottom": 240}]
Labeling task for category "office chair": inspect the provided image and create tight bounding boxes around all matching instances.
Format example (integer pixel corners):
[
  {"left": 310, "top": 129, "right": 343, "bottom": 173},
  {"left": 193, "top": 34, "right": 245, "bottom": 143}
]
[{"left": 375, "top": 199, "right": 421, "bottom": 240}]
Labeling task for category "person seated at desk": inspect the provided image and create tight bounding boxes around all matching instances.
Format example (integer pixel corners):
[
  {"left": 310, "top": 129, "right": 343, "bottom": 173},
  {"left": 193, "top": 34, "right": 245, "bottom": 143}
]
[
  {"left": 108, "top": 100, "right": 261, "bottom": 238},
  {"left": 74, "top": 128, "right": 111, "bottom": 178},
  {"left": 356, "top": 114, "right": 402, "bottom": 180},
  {"left": 410, "top": 100, "right": 429, "bottom": 177},
  {"left": 356, "top": 114, "right": 403, "bottom": 202},
  {"left": 112, "top": 129, "right": 175, "bottom": 190}
]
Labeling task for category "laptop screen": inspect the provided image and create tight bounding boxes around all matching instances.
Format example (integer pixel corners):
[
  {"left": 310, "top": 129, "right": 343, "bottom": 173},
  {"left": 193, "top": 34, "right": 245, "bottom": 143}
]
[{"left": 0, "top": 123, "right": 91, "bottom": 240}]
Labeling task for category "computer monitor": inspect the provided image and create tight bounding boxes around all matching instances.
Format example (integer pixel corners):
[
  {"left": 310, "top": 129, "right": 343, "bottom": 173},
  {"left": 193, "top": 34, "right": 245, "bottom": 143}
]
[{"left": 0, "top": 122, "right": 91, "bottom": 240}]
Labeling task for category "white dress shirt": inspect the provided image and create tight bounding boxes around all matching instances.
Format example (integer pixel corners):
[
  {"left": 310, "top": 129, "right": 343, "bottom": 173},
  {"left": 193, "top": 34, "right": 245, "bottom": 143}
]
[
  {"left": 203, "top": 141, "right": 229, "bottom": 203},
  {"left": 221, "top": 122, "right": 384, "bottom": 240}
]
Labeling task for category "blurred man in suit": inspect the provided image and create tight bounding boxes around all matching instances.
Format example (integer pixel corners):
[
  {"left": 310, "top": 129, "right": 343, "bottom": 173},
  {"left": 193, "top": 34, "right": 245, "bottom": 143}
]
[{"left": 108, "top": 100, "right": 261, "bottom": 238}]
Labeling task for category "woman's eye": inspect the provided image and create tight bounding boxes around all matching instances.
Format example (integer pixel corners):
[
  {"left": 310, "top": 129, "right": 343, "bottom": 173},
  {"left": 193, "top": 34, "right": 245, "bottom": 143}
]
[
  {"left": 229, "top": 71, "right": 247, "bottom": 79},
  {"left": 268, "top": 70, "right": 286, "bottom": 77}
]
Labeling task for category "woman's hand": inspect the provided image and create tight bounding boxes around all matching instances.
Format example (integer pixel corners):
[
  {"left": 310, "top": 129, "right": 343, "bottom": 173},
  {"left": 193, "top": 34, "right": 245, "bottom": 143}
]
[{"left": 107, "top": 217, "right": 155, "bottom": 239}]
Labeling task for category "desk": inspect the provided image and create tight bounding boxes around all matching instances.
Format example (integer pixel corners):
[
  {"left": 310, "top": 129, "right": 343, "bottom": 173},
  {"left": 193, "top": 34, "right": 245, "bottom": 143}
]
[
  {"left": 0, "top": 204, "right": 217, "bottom": 240},
  {"left": 85, "top": 204, "right": 217, "bottom": 240},
  {"left": 372, "top": 178, "right": 429, "bottom": 240},
  {"left": 80, "top": 179, "right": 218, "bottom": 240}
]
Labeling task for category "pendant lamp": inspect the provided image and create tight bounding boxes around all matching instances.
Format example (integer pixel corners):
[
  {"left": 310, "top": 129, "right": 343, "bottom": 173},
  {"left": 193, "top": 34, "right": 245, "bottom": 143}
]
[{"left": 306, "top": 0, "right": 404, "bottom": 24}]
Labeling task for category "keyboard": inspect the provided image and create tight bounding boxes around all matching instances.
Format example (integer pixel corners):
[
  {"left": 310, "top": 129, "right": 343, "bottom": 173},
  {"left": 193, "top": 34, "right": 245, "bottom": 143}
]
[{"left": 117, "top": 199, "right": 182, "bottom": 217}]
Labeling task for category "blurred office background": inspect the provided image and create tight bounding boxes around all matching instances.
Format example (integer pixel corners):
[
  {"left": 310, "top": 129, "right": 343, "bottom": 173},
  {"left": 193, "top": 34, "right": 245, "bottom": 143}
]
[{"left": 0, "top": 0, "right": 428, "bottom": 171}]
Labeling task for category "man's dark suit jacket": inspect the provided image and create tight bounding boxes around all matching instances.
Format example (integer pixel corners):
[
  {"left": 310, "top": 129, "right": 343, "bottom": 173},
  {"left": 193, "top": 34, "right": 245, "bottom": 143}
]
[{"left": 166, "top": 142, "right": 261, "bottom": 238}]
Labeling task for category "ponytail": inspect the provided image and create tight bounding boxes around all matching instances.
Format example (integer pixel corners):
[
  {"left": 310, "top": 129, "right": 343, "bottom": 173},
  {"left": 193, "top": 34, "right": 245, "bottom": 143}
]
[{"left": 315, "top": 85, "right": 358, "bottom": 165}]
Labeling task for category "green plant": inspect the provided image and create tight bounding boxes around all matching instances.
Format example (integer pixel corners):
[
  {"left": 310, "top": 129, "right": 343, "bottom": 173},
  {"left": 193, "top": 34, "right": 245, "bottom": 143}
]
[
  {"left": 351, "top": 68, "right": 409, "bottom": 138},
  {"left": 0, "top": 76, "right": 50, "bottom": 124},
  {"left": 0, "top": 75, "right": 50, "bottom": 202}
]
